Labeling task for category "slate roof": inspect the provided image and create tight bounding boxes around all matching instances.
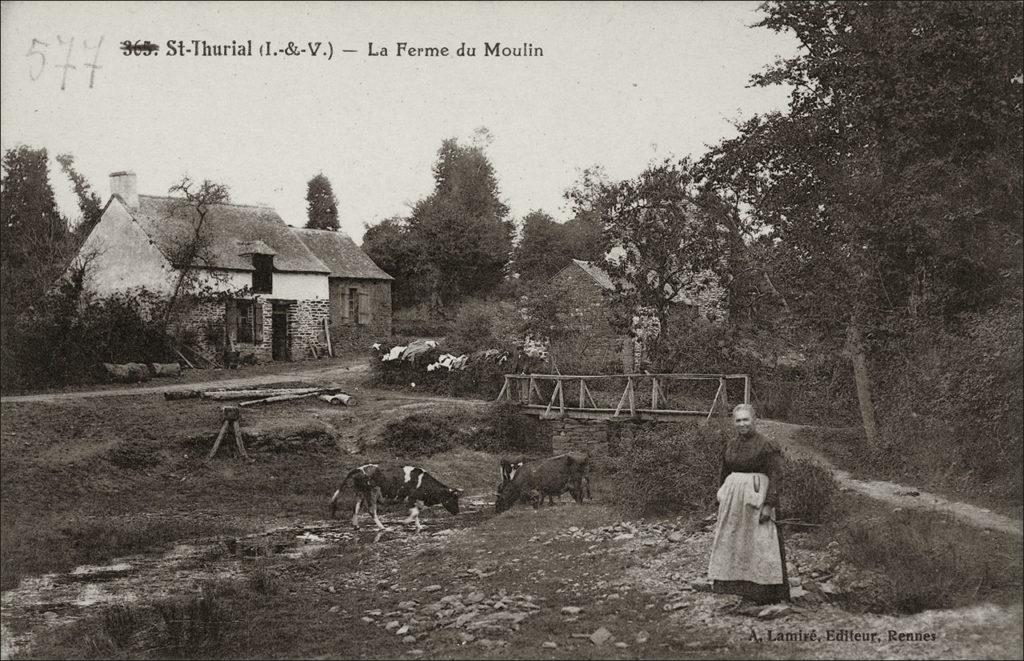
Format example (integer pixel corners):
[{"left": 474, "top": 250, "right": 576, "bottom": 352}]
[
  {"left": 294, "top": 228, "right": 394, "bottom": 281},
  {"left": 130, "top": 195, "right": 329, "bottom": 273}
]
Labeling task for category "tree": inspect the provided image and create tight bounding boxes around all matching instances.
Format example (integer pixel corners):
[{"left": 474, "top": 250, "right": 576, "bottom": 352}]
[
  {"left": 406, "top": 137, "right": 513, "bottom": 307},
  {"left": 514, "top": 210, "right": 566, "bottom": 281},
  {"left": 161, "top": 176, "right": 231, "bottom": 327},
  {"left": 361, "top": 216, "right": 433, "bottom": 308},
  {"left": 55, "top": 153, "right": 103, "bottom": 244},
  {"left": 699, "top": 1, "right": 1024, "bottom": 444},
  {"left": 569, "top": 158, "right": 725, "bottom": 359},
  {"left": 0, "top": 146, "right": 71, "bottom": 315},
  {"left": 304, "top": 173, "right": 339, "bottom": 230}
]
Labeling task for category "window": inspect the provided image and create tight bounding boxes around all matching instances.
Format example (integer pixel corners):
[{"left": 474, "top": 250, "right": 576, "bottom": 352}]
[
  {"left": 348, "top": 287, "right": 359, "bottom": 325},
  {"left": 237, "top": 300, "right": 254, "bottom": 343},
  {"left": 252, "top": 254, "right": 273, "bottom": 294}
]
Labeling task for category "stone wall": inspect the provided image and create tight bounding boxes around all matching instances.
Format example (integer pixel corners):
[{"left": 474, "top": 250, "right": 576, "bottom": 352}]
[
  {"left": 176, "top": 297, "right": 275, "bottom": 364},
  {"left": 328, "top": 278, "right": 392, "bottom": 353},
  {"left": 287, "top": 298, "right": 330, "bottom": 361}
]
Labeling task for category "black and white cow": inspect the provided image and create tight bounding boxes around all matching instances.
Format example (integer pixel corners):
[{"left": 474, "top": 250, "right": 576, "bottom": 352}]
[{"left": 329, "top": 463, "right": 462, "bottom": 531}]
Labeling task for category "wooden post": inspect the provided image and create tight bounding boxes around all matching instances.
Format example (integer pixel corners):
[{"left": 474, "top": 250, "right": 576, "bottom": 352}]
[
  {"left": 208, "top": 406, "right": 248, "bottom": 460},
  {"left": 323, "top": 318, "right": 333, "bottom": 358},
  {"left": 528, "top": 376, "right": 535, "bottom": 405},
  {"left": 651, "top": 377, "right": 659, "bottom": 411},
  {"left": 627, "top": 377, "right": 636, "bottom": 418},
  {"left": 579, "top": 380, "right": 585, "bottom": 408},
  {"left": 583, "top": 380, "right": 598, "bottom": 409},
  {"left": 613, "top": 378, "right": 630, "bottom": 418},
  {"left": 544, "top": 380, "right": 561, "bottom": 417},
  {"left": 706, "top": 379, "right": 724, "bottom": 423},
  {"left": 496, "top": 377, "right": 509, "bottom": 402},
  {"left": 558, "top": 378, "right": 565, "bottom": 416},
  {"left": 744, "top": 376, "right": 751, "bottom": 405}
]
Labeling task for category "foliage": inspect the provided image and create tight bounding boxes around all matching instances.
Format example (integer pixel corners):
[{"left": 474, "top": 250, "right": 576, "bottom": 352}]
[
  {"left": 56, "top": 152, "right": 104, "bottom": 243},
  {"left": 777, "top": 455, "right": 837, "bottom": 524},
  {"left": 513, "top": 209, "right": 604, "bottom": 281},
  {"left": 463, "top": 401, "right": 551, "bottom": 455},
  {"left": 449, "top": 298, "right": 520, "bottom": 353},
  {"left": 837, "top": 506, "right": 1024, "bottom": 613},
  {"left": 0, "top": 283, "right": 172, "bottom": 391},
  {"left": 369, "top": 342, "right": 511, "bottom": 399},
  {"left": 362, "top": 217, "right": 434, "bottom": 308},
  {"left": 0, "top": 146, "right": 73, "bottom": 318},
  {"left": 567, "top": 159, "right": 728, "bottom": 359},
  {"left": 304, "top": 172, "right": 339, "bottom": 230},
  {"left": 381, "top": 412, "right": 456, "bottom": 457},
  {"left": 615, "top": 423, "right": 725, "bottom": 515}
]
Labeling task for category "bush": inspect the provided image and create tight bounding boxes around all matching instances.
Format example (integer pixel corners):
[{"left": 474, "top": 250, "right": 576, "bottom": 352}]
[
  {"left": 836, "top": 506, "right": 1024, "bottom": 613},
  {"left": 778, "top": 454, "right": 838, "bottom": 524},
  {"left": 369, "top": 339, "right": 512, "bottom": 399},
  {"left": 155, "top": 587, "right": 231, "bottom": 657},
  {"left": 615, "top": 422, "right": 724, "bottom": 515},
  {"left": 449, "top": 299, "right": 519, "bottom": 353},
  {"left": 463, "top": 401, "right": 551, "bottom": 455},
  {"left": 381, "top": 412, "right": 457, "bottom": 457}
]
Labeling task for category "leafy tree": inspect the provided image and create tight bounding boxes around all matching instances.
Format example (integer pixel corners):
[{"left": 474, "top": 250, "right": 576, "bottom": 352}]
[
  {"left": 55, "top": 153, "right": 103, "bottom": 243},
  {"left": 513, "top": 209, "right": 606, "bottom": 282},
  {"left": 569, "top": 158, "right": 725, "bottom": 358},
  {"left": 699, "top": 1, "right": 1024, "bottom": 444},
  {"left": 361, "top": 216, "right": 433, "bottom": 308},
  {"left": 0, "top": 146, "right": 71, "bottom": 315},
  {"left": 304, "top": 173, "right": 339, "bottom": 230}
]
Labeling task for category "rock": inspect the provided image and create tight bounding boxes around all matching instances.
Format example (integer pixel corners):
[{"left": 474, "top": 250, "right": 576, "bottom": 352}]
[
  {"left": 590, "top": 627, "right": 613, "bottom": 646},
  {"left": 788, "top": 576, "right": 802, "bottom": 587},
  {"left": 402, "top": 635, "right": 417, "bottom": 644},
  {"left": 607, "top": 593, "right": 620, "bottom": 600},
  {"left": 757, "top": 604, "right": 794, "bottom": 620},
  {"left": 360, "top": 616, "right": 374, "bottom": 623},
  {"left": 458, "top": 633, "right": 476, "bottom": 644},
  {"left": 790, "top": 587, "right": 808, "bottom": 600},
  {"left": 408, "top": 650, "right": 424, "bottom": 656},
  {"left": 636, "top": 631, "right": 650, "bottom": 644},
  {"left": 663, "top": 600, "right": 689, "bottom": 611},
  {"left": 667, "top": 531, "right": 685, "bottom": 543},
  {"left": 398, "top": 601, "right": 418, "bottom": 610},
  {"left": 542, "top": 641, "right": 558, "bottom": 649},
  {"left": 561, "top": 606, "right": 583, "bottom": 615},
  {"left": 424, "top": 584, "right": 442, "bottom": 592},
  {"left": 820, "top": 581, "right": 839, "bottom": 595},
  {"left": 385, "top": 621, "right": 400, "bottom": 630},
  {"left": 367, "top": 609, "right": 383, "bottom": 616},
  {"left": 477, "top": 639, "right": 495, "bottom": 649},
  {"left": 615, "top": 642, "right": 628, "bottom": 648},
  {"left": 612, "top": 533, "right": 635, "bottom": 541},
  {"left": 465, "top": 591, "right": 486, "bottom": 604},
  {"left": 396, "top": 625, "right": 410, "bottom": 635},
  {"left": 328, "top": 606, "right": 340, "bottom": 614},
  {"left": 454, "top": 613, "right": 477, "bottom": 627}
]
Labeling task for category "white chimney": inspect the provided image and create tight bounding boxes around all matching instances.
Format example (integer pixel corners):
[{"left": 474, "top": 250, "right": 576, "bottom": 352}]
[{"left": 109, "top": 171, "right": 138, "bottom": 210}]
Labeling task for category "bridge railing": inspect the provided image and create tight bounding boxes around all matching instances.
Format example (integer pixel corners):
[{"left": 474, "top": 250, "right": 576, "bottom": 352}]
[{"left": 496, "top": 373, "right": 751, "bottom": 421}]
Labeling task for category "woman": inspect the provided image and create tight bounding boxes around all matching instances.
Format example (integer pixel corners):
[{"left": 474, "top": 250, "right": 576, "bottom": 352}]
[{"left": 707, "top": 403, "right": 790, "bottom": 605}]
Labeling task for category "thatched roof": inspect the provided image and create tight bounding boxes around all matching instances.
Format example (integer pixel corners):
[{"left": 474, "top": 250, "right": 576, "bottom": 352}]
[
  {"left": 294, "top": 228, "right": 394, "bottom": 281},
  {"left": 131, "top": 196, "right": 329, "bottom": 273}
]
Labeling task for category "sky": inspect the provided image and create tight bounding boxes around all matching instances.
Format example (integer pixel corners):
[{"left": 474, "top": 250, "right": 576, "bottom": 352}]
[{"left": 1, "top": 1, "right": 799, "bottom": 242}]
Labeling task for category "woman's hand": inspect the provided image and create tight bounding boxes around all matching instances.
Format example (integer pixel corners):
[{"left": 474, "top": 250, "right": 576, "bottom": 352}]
[{"left": 759, "top": 505, "right": 774, "bottom": 524}]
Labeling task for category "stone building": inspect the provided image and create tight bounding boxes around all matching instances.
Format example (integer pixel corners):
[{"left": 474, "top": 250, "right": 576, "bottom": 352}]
[
  {"left": 74, "top": 171, "right": 391, "bottom": 363},
  {"left": 294, "top": 228, "right": 393, "bottom": 351}
]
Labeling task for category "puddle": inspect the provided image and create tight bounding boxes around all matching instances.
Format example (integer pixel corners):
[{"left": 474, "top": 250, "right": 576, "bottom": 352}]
[{"left": 0, "top": 496, "right": 492, "bottom": 659}]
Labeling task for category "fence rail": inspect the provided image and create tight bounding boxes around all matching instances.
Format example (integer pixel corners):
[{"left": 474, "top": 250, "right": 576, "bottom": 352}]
[{"left": 496, "top": 373, "right": 751, "bottom": 422}]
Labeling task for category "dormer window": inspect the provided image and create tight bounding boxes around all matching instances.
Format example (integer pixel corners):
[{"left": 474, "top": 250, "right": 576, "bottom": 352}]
[{"left": 253, "top": 254, "right": 273, "bottom": 293}]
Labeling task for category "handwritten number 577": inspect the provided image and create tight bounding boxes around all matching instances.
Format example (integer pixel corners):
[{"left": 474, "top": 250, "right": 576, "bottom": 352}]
[{"left": 26, "top": 35, "right": 104, "bottom": 89}]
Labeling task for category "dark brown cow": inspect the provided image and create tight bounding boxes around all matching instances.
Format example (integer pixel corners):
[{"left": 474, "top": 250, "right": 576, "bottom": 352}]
[
  {"left": 495, "top": 454, "right": 588, "bottom": 513},
  {"left": 499, "top": 453, "right": 592, "bottom": 505},
  {"left": 329, "top": 463, "right": 462, "bottom": 531}
]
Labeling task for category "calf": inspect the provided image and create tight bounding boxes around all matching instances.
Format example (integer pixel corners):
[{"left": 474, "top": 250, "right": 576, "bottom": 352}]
[
  {"left": 495, "top": 454, "right": 588, "bottom": 514},
  {"left": 329, "top": 463, "right": 462, "bottom": 531}
]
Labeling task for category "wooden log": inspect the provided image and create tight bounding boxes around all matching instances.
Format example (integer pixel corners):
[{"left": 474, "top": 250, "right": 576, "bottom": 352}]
[
  {"left": 203, "top": 387, "right": 320, "bottom": 400},
  {"left": 496, "top": 378, "right": 509, "bottom": 402},
  {"left": 174, "top": 348, "right": 196, "bottom": 370},
  {"left": 164, "top": 389, "right": 203, "bottom": 400},
  {"left": 238, "top": 390, "right": 326, "bottom": 407},
  {"left": 232, "top": 420, "right": 249, "bottom": 460}
]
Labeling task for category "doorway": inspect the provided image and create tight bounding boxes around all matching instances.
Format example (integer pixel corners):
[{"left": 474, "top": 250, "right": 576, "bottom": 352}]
[{"left": 271, "top": 304, "right": 289, "bottom": 361}]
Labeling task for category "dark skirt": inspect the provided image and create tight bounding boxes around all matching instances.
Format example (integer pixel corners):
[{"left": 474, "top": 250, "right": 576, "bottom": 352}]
[{"left": 713, "top": 519, "right": 791, "bottom": 605}]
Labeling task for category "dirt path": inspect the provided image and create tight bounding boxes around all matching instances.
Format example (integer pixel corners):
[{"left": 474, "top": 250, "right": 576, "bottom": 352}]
[
  {"left": 760, "top": 420, "right": 1024, "bottom": 539},
  {"left": 0, "top": 359, "right": 369, "bottom": 404}
]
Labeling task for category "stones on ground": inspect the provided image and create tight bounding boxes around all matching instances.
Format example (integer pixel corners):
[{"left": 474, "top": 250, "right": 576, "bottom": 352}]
[
  {"left": 542, "top": 641, "right": 558, "bottom": 649},
  {"left": 465, "top": 591, "right": 485, "bottom": 604},
  {"left": 328, "top": 606, "right": 340, "bottom": 613},
  {"left": 398, "top": 600, "right": 418, "bottom": 610},
  {"left": 423, "top": 584, "right": 442, "bottom": 592},
  {"left": 612, "top": 533, "right": 635, "bottom": 541},
  {"left": 589, "top": 627, "right": 613, "bottom": 646},
  {"left": 790, "top": 586, "right": 808, "bottom": 600},
  {"left": 395, "top": 624, "right": 410, "bottom": 635},
  {"left": 635, "top": 631, "right": 650, "bottom": 644},
  {"left": 402, "top": 635, "right": 417, "bottom": 644},
  {"left": 615, "top": 641, "right": 628, "bottom": 648},
  {"left": 663, "top": 600, "right": 689, "bottom": 611},
  {"left": 667, "top": 531, "right": 686, "bottom": 543},
  {"left": 561, "top": 606, "right": 583, "bottom": 615},
  {"left": 385, "top": 620, "right": 400, "bottom": 630},
  {"left": 757, "top": 604, "right": 794, "bottom": 620},
  {"left": 360, "top": 616, "right": 374, "bottom": 623}
]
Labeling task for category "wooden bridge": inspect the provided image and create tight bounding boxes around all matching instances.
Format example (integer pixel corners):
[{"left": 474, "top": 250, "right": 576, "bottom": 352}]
[{"left": 495, "top": 373, "right": 751, "bottom": 422}]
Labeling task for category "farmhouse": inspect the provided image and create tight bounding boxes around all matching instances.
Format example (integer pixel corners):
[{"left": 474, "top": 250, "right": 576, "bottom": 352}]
[
  {"left": 74, "top": 171, "right": 392, "bottom": 363},
  {"left": 294, "top": 228, "right": 394, "bottom": 351}
]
